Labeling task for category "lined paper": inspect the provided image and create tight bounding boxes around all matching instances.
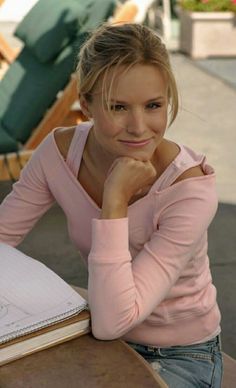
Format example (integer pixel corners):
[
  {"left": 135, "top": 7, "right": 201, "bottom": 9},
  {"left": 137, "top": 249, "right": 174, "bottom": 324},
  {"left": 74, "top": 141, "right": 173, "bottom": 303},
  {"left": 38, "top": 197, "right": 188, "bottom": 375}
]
[{"left": 0, "top": 243, "right": 87, "bottom": 343}]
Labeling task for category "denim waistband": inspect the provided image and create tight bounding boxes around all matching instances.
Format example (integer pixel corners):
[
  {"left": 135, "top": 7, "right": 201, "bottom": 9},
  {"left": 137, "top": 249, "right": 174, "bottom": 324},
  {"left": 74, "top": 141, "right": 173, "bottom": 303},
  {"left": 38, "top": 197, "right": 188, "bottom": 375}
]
[{"left": 126, "top": 334, "right": 222, "bottom": 355}]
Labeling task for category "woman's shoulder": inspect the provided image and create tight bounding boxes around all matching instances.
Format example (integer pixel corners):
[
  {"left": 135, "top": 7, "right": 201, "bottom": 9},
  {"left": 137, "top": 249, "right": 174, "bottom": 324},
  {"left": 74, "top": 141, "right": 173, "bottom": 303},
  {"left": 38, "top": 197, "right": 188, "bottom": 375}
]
[
  {"left": 53, "top": 126, "right": 77, "bottom": 160},
  {"left": 157, "top": 139, "right": 205, "bottom": 186},
  {"left": 172, "top": 165, "right": 205, "bottom": 185},
  {"left": 53, "top": 122, "right": 92, "bottom": 160}
]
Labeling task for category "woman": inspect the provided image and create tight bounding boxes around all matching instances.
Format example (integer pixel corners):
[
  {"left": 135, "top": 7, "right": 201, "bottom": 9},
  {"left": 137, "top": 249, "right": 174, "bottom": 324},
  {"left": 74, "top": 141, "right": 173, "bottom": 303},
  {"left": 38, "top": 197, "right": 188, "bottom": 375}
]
[{"left": 0, "top": 23, "right": 223, "bottom": 386}]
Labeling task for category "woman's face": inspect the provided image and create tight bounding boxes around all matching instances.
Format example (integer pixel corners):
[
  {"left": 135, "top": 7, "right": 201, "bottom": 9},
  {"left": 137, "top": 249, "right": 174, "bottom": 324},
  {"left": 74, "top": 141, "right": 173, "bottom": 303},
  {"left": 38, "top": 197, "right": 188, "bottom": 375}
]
[{"left": 81, "top": 63, "right": 169, "bottom": 162}]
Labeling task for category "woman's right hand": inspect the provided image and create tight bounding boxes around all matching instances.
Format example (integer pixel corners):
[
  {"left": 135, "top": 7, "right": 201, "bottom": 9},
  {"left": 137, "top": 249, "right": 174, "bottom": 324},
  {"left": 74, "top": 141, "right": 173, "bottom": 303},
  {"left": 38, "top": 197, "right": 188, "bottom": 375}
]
[{"left": 100, "top": 156, "right": 156, "bottom": 219}]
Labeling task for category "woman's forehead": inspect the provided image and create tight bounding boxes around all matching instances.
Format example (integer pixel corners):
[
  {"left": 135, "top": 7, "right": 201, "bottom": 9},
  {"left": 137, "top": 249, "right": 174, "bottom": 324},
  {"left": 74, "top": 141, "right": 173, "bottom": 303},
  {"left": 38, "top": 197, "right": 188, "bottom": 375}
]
[
  {"left": 93, "top": 64, "right": 168, "bottom": 97},
  {"left": 93, "top": 63, "right": 168, "bottom": 100}
]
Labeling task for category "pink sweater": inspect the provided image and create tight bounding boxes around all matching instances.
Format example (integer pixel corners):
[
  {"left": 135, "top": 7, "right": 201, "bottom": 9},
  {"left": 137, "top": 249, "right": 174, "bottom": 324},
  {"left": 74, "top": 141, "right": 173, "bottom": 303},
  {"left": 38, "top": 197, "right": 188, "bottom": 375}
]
[{"left": 0, "top": 122, "right": 221, "bottom": 347}]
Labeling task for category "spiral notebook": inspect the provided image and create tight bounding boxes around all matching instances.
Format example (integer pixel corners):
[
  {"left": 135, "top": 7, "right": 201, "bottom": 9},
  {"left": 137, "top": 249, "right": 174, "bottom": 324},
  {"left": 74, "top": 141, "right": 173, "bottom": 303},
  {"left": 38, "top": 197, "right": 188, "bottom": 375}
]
[{"left": 0, "top": 243, "right": 90, "bottom": 366}]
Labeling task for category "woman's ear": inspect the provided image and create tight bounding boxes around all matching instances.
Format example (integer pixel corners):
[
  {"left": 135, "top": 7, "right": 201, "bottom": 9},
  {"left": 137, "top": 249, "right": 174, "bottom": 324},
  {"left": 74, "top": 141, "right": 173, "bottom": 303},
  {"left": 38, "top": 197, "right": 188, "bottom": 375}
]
[{"left": 79, "top": 94, "right": 92, "bottom": 119}]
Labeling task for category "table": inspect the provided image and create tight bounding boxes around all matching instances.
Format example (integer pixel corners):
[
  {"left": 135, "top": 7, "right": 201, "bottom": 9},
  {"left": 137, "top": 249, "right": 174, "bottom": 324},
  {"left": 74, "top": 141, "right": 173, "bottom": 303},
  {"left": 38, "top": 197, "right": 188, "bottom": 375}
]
[{"left": 0, "top": 333, "right": 167, "bottom": 387}]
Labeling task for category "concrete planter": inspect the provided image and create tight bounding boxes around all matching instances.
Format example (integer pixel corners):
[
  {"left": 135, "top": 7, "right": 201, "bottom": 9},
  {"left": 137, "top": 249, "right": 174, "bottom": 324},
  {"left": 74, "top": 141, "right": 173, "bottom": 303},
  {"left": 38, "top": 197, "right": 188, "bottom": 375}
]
[{"left": 179, "top": 10, "right": 236, "bottom": 58}]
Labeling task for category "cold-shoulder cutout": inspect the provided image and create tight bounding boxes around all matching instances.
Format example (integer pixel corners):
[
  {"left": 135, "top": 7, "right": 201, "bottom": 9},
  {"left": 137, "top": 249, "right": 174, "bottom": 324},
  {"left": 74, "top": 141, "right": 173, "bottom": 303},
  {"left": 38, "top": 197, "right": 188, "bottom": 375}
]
[
  {"left": 171, "top": 165, "right": 205, "bottom": 186},
  {"left": 54, "top": 126, "right": 76, "bottom": 160}
]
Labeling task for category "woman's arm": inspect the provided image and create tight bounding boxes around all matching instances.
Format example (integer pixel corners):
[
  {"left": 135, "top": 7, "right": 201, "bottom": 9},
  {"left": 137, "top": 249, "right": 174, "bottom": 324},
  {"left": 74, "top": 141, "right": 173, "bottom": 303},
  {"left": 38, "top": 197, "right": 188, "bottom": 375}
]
[
  {"left": 88, "top": 160, "right": 218, "bottom": 340},
  {"left": 0, "top": 139, "right": 55, "bottom": 246}
]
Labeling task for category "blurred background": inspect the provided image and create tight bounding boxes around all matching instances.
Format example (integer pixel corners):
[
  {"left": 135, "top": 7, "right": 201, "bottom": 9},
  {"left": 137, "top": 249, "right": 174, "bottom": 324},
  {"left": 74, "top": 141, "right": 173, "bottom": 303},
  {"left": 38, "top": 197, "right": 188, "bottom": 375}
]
[{"left": 1, "top": 0, "right": 236, "bottom": 358}]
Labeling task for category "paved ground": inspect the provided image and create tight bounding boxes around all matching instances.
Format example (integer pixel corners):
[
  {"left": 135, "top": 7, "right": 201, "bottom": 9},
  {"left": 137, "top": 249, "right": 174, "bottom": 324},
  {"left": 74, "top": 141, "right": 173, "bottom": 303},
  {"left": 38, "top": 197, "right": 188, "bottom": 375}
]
[
  {"left": 196, "top": 58, "right": 236, "bottom": 90},
  {"left": 166, "top": 53, "right": 236, "bottom": 358},
  {"left": 1, "top": 22, "right": 236, "bottom": 358}
]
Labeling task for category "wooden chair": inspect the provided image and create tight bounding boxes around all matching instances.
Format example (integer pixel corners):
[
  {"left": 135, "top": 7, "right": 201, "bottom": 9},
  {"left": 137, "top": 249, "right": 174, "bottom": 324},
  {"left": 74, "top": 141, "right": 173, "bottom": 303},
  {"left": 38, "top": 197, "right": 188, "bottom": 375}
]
[{"left": 0, "top": 0, "right": 146, "bottom": 181}]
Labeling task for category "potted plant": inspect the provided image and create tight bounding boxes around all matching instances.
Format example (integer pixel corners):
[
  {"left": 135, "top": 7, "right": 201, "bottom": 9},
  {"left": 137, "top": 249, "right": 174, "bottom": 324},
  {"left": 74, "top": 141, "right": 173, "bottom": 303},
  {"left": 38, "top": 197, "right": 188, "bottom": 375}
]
[{"left": 177, "top": 0, "right": 236, "bottom": 58}]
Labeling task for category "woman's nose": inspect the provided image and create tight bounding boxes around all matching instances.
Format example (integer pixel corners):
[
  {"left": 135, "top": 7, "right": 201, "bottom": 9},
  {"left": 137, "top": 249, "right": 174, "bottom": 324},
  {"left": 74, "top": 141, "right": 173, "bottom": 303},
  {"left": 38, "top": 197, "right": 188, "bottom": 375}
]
[{"left": 125, "top": 110, "right": 146, "bottom": 136}]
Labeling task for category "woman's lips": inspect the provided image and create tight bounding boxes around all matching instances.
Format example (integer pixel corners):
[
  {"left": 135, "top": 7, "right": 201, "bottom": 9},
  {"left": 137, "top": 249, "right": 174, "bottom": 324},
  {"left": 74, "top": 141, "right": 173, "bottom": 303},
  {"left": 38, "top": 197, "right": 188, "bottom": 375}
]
[{"left": 118, "top": 138, "right": 152, "bottom": 147}]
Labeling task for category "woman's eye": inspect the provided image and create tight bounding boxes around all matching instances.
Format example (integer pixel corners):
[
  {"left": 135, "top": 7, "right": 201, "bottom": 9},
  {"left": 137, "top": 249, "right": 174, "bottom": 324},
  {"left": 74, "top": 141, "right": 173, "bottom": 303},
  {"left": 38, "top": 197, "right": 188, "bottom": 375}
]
[
  {"left": 110, "top": 104, "right": 126, "bottom": 112},
  {"left": 147, "top": 102, "right": 161, "bottom": 110}
]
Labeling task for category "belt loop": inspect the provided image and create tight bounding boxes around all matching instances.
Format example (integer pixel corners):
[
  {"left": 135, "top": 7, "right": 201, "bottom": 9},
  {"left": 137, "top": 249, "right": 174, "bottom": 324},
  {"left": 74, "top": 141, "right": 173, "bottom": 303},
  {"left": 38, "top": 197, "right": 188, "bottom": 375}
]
[
  {"left": 157, "top": 348, "right": 166, "bottom": 357},
  {"left": 147, "top": 345, "right": 166, "bottom": 357},
  {"left": 218, "top": 334, "right": 222, "bottom": 351}
]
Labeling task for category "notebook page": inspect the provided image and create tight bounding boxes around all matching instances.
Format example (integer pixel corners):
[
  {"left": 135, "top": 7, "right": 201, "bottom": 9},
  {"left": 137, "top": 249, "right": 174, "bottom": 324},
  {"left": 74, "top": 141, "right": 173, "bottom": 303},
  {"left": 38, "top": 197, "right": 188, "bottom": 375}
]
[{"left": 0, "top": 243, "right": 87, "bottom": 343}]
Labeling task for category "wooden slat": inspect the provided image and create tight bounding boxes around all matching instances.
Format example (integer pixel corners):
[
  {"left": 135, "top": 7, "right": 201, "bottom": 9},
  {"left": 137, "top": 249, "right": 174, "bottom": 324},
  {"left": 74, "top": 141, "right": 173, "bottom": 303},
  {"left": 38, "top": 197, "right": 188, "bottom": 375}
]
[
  {"left": 60, "top": 110, "right": 87, "bottom": 127},
  {"left": 112, "top": 1, "right": 138, "bottom": 23},
  {"left": 0, "top": 33, "right": 18, "bottom": 64},
  {"left": 0, "top": 150, "right": 33, "bottom": 181}
]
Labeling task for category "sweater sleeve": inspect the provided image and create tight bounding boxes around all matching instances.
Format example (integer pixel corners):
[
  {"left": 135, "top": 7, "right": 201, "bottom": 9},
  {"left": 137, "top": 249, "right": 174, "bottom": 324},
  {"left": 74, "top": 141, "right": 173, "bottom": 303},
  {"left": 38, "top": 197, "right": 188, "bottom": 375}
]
[
  {"left": 88, "top": 176, "right": 218, "bottom": 340},
  {"left": 0, "top": 140, "right": 55, "bottom": 247}
]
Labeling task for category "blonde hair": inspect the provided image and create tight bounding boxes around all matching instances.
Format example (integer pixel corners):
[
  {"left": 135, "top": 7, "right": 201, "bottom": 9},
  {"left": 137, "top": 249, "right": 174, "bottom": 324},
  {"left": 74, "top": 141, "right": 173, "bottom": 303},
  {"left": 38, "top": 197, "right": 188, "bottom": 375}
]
[{"left": 76, "top": 23, "right": 178, "bottom": 125}]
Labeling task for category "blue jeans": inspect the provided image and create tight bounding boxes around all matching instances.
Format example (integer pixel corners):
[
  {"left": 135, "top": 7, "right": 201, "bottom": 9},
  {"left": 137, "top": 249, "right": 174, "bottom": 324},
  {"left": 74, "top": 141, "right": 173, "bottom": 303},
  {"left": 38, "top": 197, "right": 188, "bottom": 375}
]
[{"left": 126, "top": 335, "right": 223, "bottom": 387}]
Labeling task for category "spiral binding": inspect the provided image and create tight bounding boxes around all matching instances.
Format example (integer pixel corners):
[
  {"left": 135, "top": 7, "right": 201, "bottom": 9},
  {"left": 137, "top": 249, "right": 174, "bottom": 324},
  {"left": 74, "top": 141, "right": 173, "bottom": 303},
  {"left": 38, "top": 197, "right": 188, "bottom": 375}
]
[{"left": 0, "top": 303, "right": 89, "bottom": 345}]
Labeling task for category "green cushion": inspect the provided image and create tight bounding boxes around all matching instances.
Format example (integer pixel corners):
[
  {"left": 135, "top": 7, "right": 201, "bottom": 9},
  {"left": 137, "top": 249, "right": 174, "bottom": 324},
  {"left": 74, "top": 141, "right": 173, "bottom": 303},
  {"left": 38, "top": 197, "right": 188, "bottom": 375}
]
[
  {"left": 0, "top": 33, "right": 87, "bottom": 144},
  {"left": 14, "top": 0, "right": 92, "bottom": 63},
  {"left": 0, "top": 0, "right": 116, "bottom": 152},
  {"left": 79, "top": 0, "right": 116, "bottom": 33},
  {"left": 0, "top": 125, "right": 18, "bottom": 153}
]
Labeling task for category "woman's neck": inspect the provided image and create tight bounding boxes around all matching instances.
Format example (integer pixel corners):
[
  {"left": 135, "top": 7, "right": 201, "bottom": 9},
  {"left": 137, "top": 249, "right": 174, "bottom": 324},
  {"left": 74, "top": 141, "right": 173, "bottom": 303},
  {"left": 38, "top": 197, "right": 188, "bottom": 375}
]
[{"left": 84, "top": 127, "right": 117, "bottom": 181}]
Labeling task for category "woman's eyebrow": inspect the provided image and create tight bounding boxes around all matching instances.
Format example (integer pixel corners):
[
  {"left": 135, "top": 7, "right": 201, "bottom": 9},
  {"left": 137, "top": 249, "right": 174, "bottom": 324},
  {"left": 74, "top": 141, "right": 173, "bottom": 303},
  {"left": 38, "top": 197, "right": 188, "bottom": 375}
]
[
  {"left": 109, "top": 99, "right": 126, "bottom": 104},
  {"left": 145, "top": 96, "right": 166, "bottom": 103},
  {"left": 109, "top": 96, "right": 166, "bottom": 104}
]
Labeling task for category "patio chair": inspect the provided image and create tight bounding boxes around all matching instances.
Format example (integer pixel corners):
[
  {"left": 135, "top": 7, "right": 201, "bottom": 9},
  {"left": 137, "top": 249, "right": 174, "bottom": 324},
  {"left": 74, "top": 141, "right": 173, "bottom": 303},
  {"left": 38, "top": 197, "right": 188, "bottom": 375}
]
[
  {"left": 0, "top": 0, "right": 147, "bottom": 181},
  {"left": 1, "top": 0, "right": 168, "bottom": 182},
  {"left": 0, "top": 0, "right": 121, "bottom": 180}
]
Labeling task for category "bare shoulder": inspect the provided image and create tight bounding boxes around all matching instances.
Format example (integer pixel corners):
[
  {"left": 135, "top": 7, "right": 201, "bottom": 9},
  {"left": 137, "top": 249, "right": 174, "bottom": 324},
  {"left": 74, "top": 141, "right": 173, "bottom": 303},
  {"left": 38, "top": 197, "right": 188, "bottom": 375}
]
[
  {"left": 159, "top": 140, "right": 205, "bottom": 185},
  {"left": 54, "top": 126, "right": 76, "bottom": 160},
  {"left": 172, "top": 165, "right": 205, "bottom": 185}
]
